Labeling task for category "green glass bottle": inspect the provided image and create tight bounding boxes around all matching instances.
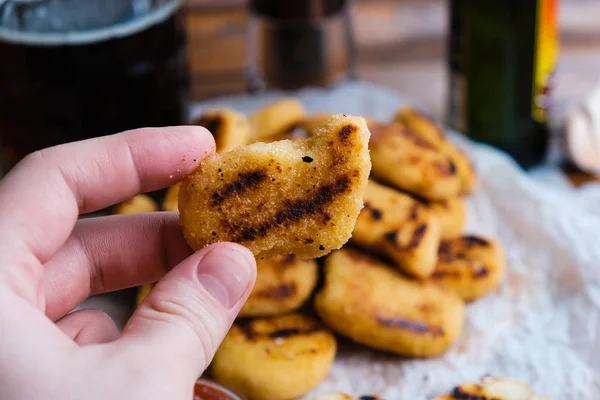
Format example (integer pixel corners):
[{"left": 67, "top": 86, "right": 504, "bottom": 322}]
[{"left": 446, "top": 0, "right": 559, "bottom": 168}]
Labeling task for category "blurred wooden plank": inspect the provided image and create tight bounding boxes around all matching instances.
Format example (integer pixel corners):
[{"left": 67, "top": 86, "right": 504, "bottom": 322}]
[
  {"left": 185, "top": 8, "right": 246, "bottom": 73},
  {"left": 184, "top": 7, "right": 247, "bottom": 99}
]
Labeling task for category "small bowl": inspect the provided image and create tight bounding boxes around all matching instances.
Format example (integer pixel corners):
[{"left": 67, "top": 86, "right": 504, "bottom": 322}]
[{"left": 194, "top": 378, "right": 246, "bottom": 400}]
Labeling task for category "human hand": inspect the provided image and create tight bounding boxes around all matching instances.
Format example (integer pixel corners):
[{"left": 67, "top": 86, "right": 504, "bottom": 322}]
[{"left": 0, "top": 127, "right": 257, "bottom": 399}]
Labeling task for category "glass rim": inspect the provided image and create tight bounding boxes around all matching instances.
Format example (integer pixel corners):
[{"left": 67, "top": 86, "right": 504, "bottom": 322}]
[{"left": 0, "top": 0, "right": 182, "bottom": 46}]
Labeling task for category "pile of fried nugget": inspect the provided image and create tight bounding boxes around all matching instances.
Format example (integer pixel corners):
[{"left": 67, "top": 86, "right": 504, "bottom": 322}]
[{"left": 114, "top": 99, "right": 545, "bottom": 400}]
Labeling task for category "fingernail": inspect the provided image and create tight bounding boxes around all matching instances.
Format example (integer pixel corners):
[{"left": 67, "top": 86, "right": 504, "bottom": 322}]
[{"left": 196, "top": 245, "right": 254, "bottom": 309}]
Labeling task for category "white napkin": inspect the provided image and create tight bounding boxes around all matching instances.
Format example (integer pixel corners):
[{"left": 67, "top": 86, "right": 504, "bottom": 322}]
[{"left": 192, "top": 82, "right": 600, "bottom": 399}]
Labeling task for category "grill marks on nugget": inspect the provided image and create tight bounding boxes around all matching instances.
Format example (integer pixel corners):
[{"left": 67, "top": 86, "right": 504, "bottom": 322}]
[
  {"left": 436, "top": 159, "right": 458, "bottom": 176},
  {"left": 179, "top": 114, "right": 371, "bottom": 259},
  {"left": 238, "top": 318, "right": 324, "bottom": 341},
  {"left": 211, "top": 121, "right": 356, "bottom": 243},
  {"left": 433, "top": 377, "right": 545, "bottom": 400},
  {"left": 432, "top": 236, "right": 505, "bottom": 302},
  {"left": 363, "top": 202, "right": 383, "bottom": 221},
  {"left": 212, "top": 169, "right": 268, "bottom": 206},
  {"left": 255, "top": 283, "right": 298, "bottom": 299},
  {"left": 338, "top": 124, "right": 357, "bottom": 145},
  {"left": 437, "top": 240, "right": 489, "bottom": 279},
  {"left": 400, "top": 128, "right": 438, "bottom": 151},
  {"left": 450, "top": 386, "right": 486, "bottom": 399},
  {"left": 376, "top": 316, "right": 445, "bottom": 337},
  {"left": 462, "top": 235, "right": 490, "bottom": 248},
  {"left": 384, "top": 223, "right": 428, "bottom": 251},
  {"left": 228, "top": 176, "right": 352, "bottom": 243}
]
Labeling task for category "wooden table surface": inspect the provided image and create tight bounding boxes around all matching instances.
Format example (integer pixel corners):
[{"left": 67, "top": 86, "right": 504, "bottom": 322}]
[{"left": 183, "top": 0, "right": 600, "bottom": 184}]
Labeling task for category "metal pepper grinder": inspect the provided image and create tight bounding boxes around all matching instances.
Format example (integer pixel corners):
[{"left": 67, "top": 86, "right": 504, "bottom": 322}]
[{"left": 245, "top": 0, "right": 357, "bottom": 92}]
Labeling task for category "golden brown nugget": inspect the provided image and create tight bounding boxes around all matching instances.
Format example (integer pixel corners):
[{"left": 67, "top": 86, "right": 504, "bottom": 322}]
[
  {"left": 161, "top": 182, "right": 180, "bottom": 212},
  {"left": 431, "top": 235, "right": 506, "bottom": 302},
  {"left": 366, "top": 118, "right": 384, "bottom": 131},
  {"left": 434, "top": 377, "right": 546, "bottom": 400},
  {"left": 193, "top": 108, "right": 251, "bottom": 153},
  {"left": 303, "top": 113, "right": 333, "bottom": 136},
  {"left": 395, "top": 107, "right": 477, "bottom": 194},
  {"left": 179, "top": 114, "right": 371, "bottom": 259},
  {"left": 249, "top": 98, "right": 306, "bottom": 143},
  {"left": 239, "top": 255, "right": 318, "bottom": 318},
  {"left": 314, "top": 248, "right": 465, "bottom": 358},
  {"left": 426, "top": 196, "right": 466, "bottom": 240},
  {"left": 352, "top": 180, "right": 441, "bottom": 279},
  {"left": 211, "top": 314, "right": 337, "bottom": 400},
  {"left": 113, "top": 194, "right": 158, "bottom": 214},
  {"left": 404, "top": 191, "right": 466, "bottom": 240},
  {"left": 258, "top": 123, "right": 310, "bottom": 144},
  {"left": 369, "top": 123, "right": 462, "bottom": 200},
  {"left": 393, "top": 107, "right": 446, "bottom": 144}
]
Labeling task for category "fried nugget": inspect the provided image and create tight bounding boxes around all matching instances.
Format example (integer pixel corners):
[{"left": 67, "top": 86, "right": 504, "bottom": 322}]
[
  {"left": 366, "top": 118, "right": 384, "bottom": 131},
  {"left": 304, "top": 114, "right": 380, "bottom": 138},
  {"left": 394, "top": 107, "right": 477, "bottom": 194},
  {"left": 303, "top": 113, "right": 333, "bottom": 136},
  {"left": 193, "top": 108, "right": 251, "bottom": 153},
  {"left": 113, "top": 194, "right": 158, "bottom": 214},
  {"left": 369, "top": 123, "right": 461, "bottom": 200},
  {"left": 352, "top": 180, "right": 441, "bottom": 278},
  {"left": 404, "top": 191, "right": 466, "bottom": 240},
  {"left": 394, "top": 107, "right": 446, "bottom": 143},
  {"left": 161, "top": 182, "right": 180, "bottom": 212},
  {"left": 211, "top": 314, "right": 337, "bottom": 400},
  {"left": 239, "top": 255, "right": 318, "bottom": 318},
  {"left": 314, "top": 248, "right": 465, "bottom": 358},
  {"left": 433, "top": 376, "right": 546, "bottom": 400},
  {"left": 431, "top": 235, "right": 506, "bottom": 302},
  {"left": 178, "top": 114, "right": 371, "bottom": 259},
  {"left": 258, "top": 123, "right": 310, "bottom": 144},
  {"left": 249, "top": 99, "right": 306, "bottom": 143},
  {"left": 425, "top": 196, "right": 466, "bottom": 240}
]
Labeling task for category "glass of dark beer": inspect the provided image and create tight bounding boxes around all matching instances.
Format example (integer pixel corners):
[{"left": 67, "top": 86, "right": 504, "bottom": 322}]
[{"left": 0, "top": 0, "right": 189, "bottom": 174}]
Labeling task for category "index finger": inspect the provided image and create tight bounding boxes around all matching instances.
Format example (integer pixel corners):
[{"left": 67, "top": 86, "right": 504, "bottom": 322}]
[{"left": 0, "top": 126, "right": 213, "bottom": 301}]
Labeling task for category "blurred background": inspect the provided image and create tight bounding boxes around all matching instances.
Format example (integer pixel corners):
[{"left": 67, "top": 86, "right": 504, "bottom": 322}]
[
  {"left": 186, "top": 0, "right": 599, "bottom": 119},
  {"left": 1, "top": 0, "right": 600, "bottom": 181}
]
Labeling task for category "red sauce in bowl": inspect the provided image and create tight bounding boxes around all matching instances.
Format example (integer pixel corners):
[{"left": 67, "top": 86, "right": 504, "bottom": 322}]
[{"left": 194, "top": 379, "right": 244, "bottom": 400}]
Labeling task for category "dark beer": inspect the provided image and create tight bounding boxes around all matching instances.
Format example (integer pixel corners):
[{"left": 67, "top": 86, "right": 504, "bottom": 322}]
[
  {"left": 0, "top": 0, "right": 189, "bottom": 173},
  {"left": 446, "top": 0, "right": 559, "bottom": 168}
]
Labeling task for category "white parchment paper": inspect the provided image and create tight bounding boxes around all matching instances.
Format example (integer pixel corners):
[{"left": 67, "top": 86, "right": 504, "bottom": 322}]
[{"left": 93, "top": 82, "right": 600, "bottom": 399}]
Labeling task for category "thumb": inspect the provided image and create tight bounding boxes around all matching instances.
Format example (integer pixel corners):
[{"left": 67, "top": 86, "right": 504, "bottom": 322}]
[{"left": 119, "top": 242, "right": 256, "bottom": 381}]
